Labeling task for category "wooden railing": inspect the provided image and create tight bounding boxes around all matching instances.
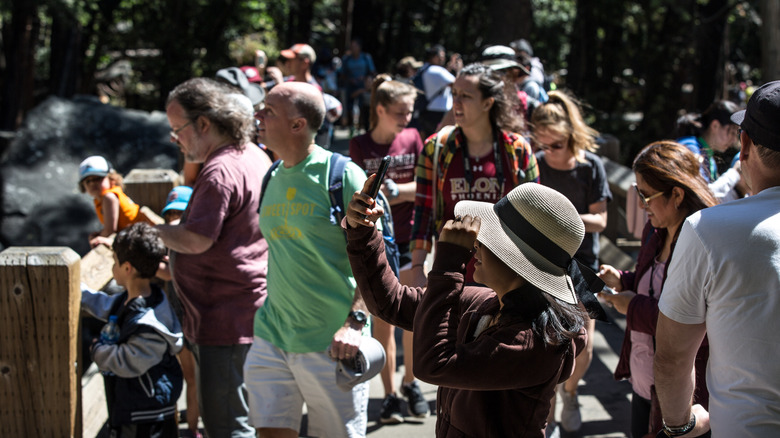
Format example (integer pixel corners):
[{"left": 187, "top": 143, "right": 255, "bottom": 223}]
[{"left": 0, "top": 169, "right": 178, "bottom": 437}]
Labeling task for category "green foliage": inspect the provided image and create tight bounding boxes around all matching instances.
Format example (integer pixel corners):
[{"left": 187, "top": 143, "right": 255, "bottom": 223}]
[
  {"left": 530, "top": 0, "right": 576, "bottom": 72},
  {"left": 0, "top": 0, "right": 767, "bottom": 138}
]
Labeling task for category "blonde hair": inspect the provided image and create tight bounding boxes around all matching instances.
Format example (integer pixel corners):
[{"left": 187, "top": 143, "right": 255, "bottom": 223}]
[
  {"left": 369, "top": 74, "right": 418, "bottom": 130},
  {"left": 531, "top": 90, "right": 599, "bottom": 160}
]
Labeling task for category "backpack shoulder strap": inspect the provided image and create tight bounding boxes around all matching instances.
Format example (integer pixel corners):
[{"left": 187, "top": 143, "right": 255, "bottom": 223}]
[
  {"left": 431, "top": 125, "right": 456, "bottom": 223},
  {"left": 327, "top": 152, "right": 351, "bottom": 225},
  {"left": 259, "top": 159, "right": 282, "bottom": 210}
]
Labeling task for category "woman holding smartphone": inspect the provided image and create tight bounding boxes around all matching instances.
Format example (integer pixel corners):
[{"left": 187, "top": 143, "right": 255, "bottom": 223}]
[
  {"left": 345, "top": 181, "right": 594, "bottom": 437},
  {"left": 348, "top": 74, "right": 429, "bottom": 423},
  {"left": 598, "top": 141, "right": 716, "bottom": 437}
]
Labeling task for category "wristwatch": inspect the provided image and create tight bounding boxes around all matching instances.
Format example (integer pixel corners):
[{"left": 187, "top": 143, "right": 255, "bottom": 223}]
[
  {"left": 348, "top": 310, "right": 368, "bottom": 326},
  {"left": 661, "top": 413, "right": 696, "bottom": 437}
]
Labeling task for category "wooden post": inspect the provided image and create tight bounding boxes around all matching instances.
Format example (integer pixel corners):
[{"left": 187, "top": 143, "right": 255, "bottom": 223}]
[
  {"left": 0, "top": 247, "right": 82, "bottom": 437},
  {"left": 123, "top": 168, "right": 180, "bottom": 217}
]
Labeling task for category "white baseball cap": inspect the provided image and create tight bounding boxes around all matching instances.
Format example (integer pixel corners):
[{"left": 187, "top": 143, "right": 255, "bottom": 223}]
[{"left": 78, "top": 155, "right": 112, "bottom": 182}]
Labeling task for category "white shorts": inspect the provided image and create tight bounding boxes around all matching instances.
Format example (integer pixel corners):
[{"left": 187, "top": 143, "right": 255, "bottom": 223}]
[{"left": 244, "top": 336, "right": 369, "bottom": 437}]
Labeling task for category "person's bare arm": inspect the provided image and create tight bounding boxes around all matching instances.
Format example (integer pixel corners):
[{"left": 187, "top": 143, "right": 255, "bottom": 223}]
[
  {"left": 654, "top": 312, "right": 710, "bottom": 436},
  {"left": 581, "top": 199, "right": 607, "bottom": 233},
  {"left": 329, "top": 287, "right": 369, "bottom": 360},
  {"left": 383, "top": 180, "right": 416, "bottom": 205},
  {"left": 100, "top": 192, "right": 120, "bottom": 236},
  {"left": 156, "top": 224, "right": 214, "bottom": 254}
]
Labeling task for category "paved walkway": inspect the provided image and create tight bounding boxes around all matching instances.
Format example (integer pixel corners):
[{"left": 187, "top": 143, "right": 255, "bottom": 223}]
[{"left": 359, "top": 308, "right": 632, "bottom": 438}]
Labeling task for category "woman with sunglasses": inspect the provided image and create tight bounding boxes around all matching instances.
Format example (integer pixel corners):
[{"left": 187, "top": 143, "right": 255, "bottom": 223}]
[
  {"left": 597, "top": 141, "right": 717, "bottom": 438},
  {"left": 530, "top": 90, "right": 612, "bottom": 433},
  {"left": 409, "top": 63, "right": 539, "bottom": 288}
]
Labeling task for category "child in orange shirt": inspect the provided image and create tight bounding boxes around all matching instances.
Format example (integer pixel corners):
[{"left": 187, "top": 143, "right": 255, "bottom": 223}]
[{"left": 79, "top": 155, "right": 146, "bottom": 248}]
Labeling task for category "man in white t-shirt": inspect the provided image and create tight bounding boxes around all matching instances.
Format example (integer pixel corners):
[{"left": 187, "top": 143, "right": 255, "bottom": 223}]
[
  {"left": 654, "top": 81, "right": 780, "bottom": 438},
  {"left": 412, "top": 44, "right": 454, "bottom": 139}
]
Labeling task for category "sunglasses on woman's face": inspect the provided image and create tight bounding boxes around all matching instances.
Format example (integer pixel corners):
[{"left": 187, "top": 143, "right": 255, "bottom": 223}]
[
  {"left": 632, "top": 183, "right": 665, "bottom": 209},
  {"left": 534, "top": 136, "right": 568, "bottom": 151},
  {"left": 539, "top": 142, "right": 566, "bottom": 151}
]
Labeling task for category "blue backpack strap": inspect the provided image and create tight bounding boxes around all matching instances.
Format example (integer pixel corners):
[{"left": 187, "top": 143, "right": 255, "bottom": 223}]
[
  {"left": 327, "top": 152, "right": 351, "bottom": 225},
  {"left": 259, "top": 159, "right": 282, "bottom": 211},
  {"left": 375, "top": 190, "right": 400, "bottom": 277}
]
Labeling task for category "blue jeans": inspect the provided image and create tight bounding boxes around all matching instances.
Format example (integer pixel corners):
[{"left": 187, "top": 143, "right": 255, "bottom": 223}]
[{"left": 190, "top": 343, "right": 254, "bottom": 438}]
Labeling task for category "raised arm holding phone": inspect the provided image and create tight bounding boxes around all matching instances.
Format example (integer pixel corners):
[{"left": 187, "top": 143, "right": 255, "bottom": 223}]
[{"left": 345, "top": 178, "right": 599, "bottom": 437}]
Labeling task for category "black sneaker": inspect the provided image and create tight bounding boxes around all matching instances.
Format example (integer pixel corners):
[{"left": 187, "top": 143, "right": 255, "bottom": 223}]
[
  {"left": 379, "top": 394, "right": 404, "bottom": 424},
  {"left": 401, "top": 381, "right": 430, "bottom": 418}
]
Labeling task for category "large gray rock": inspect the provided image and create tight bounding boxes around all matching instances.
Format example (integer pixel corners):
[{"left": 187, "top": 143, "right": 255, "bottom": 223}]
[{"left": 1, "top": 96, "right": 179, "bottom": 256}]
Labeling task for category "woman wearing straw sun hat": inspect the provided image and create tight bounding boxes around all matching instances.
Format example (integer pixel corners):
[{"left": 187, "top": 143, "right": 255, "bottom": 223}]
[{"left": 344, "top": 178, "right": 606, "bottom": 437}]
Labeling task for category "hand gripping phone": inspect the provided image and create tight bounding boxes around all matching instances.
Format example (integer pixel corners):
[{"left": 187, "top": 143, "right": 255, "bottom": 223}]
[
  {"left": 364, "top": 156, "right": 391, "bottom": 219},
  {"left": 367, "top": 156, "right": 391, "bottom": 198}
]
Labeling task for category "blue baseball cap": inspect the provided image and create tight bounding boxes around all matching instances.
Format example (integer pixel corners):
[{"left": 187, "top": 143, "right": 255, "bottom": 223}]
[{"left": 162, "top": 186, "right": 192, "bottom": 215}]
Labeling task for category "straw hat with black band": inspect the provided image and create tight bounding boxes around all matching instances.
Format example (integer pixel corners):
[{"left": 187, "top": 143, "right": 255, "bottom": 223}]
[{"left": 454, "top": 183, "right": 607, "bottom": 320}]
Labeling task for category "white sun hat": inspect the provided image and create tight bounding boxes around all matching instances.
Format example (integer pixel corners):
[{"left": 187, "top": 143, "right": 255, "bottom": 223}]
[{"left": 454, "top": 183, "right": 586, "bottom": 304}]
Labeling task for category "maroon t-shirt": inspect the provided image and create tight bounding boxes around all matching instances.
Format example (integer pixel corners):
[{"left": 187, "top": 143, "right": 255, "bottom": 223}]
[
  {"left": 442, "top": 146, "right": 515, "bottom": 283},
  {"left": 170, "top": 145, "right": 271, "bottom": 345},
  {"left": 349, "top": 128, "right": 423, "bottom": 244}
]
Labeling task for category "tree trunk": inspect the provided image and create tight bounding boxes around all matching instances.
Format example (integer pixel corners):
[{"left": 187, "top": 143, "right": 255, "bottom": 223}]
[
  {"left": 457, "top": 0, "right": 477, "bottom": 52},
  {"left": 487, "top": 0, "right": 532, "bottom": 45},
  {"left": 567, "top": 0, "right": 598, "bottom": 94},
  {"left": 0, "top": 0, "right": 39, "bottom": 130},
  {"left": 49, "top": 15, "right": 83, "bottom": 98},
  {"left": 287, "top": 0, "right": 316, "bottom": 44},
  {"left": 341, "top": 0, "right": 355, "bottom": 53},
  {"left": 430, "top": 0, "right": 448, "bottom": 46},
  {"left": 761, "top": 0, "right": 780, "bottom": 82},
  {"left": 693, "top": 0, "right": 730, "bottom": 110},
  {"left": 637, "top": 1, "right": 697, "bottom": 154}
]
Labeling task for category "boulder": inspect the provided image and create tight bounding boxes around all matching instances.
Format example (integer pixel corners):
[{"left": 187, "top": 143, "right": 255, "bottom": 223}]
[{"left": 1, "top": 96, "right": 179, "bottom": 255}]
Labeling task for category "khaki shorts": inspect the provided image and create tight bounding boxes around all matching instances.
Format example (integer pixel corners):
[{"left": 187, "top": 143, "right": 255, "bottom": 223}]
[{"left": 244, "top": 336, "right": 369, "bottom": 437}]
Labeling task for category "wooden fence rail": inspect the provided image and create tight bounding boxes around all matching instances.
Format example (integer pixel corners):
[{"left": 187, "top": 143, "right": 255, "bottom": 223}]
[{"left": 0, "top": 169, "right": 176, "bottom": 437}]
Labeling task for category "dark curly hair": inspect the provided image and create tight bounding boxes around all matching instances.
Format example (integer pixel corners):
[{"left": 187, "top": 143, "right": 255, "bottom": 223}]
[
  {"left": 457, "top": 63, "right": 520, "bottom": 133},
  {"left": 112, "top": 223, "right": 166, "bottom": 279}
]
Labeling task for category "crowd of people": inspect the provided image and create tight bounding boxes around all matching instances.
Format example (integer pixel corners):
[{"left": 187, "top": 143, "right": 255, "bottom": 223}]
[{"left": 76, "top": 38, "right": 780, "bottom": 438}]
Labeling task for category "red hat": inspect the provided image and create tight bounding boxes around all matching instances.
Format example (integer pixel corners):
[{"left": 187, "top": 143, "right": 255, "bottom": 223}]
[
  {"left": 280, "top": 44, "right": 317, "bottom": 63},
  {"left": 240, "top": 66, "right": 262, "bottom": 83}
]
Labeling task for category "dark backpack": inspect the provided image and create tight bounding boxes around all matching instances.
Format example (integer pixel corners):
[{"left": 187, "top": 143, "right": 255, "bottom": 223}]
[
  {"left": 411, "top": 64, "right": 449, "bottom": 118},
  {"left": 411, "top": 64, "right": 432, "bottom": 118},
  {"left": 260, "top": 152, "right": 400, "bottom": 277}
]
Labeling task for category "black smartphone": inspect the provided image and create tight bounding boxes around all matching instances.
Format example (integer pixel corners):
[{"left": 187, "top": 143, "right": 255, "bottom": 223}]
[{"left": 367, "top": 156, "right": 391, "bottom": 198}]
